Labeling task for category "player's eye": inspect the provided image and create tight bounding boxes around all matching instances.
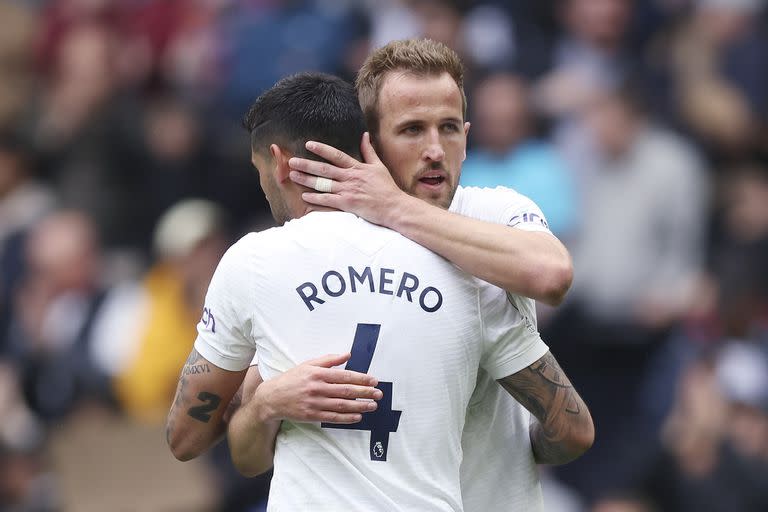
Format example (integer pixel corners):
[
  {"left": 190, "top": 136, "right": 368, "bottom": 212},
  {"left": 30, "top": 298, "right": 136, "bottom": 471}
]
[
  {"left": 403, "top": 125, "right": 422, "bottom": 135},
  {"left": 441, "top": 122, "right": 460, "bottom": 133}
]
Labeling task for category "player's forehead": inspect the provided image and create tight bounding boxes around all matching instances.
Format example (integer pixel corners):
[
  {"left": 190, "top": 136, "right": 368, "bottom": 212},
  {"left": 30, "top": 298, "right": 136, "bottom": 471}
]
[{"left": 377, "top": 71, "right": 463, "bottom": 127}]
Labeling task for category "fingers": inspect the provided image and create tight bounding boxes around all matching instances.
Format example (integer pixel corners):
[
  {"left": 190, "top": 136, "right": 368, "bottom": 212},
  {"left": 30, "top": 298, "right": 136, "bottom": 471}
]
[
  {"left": 289, "top": 171, "right": 335, "bottom": 193},
  {"left": 288, "top": 157, "right": 347, "bottom": 180},
  {"left": 317, "top": 397, "right": 378, "bottom": 414},
  {"left": 304, "top": 352, "right": 351, "bottom": 368},
  {"left": 360, "top": 132, "right": 382, "bottom": 165},
  {"left": 301, "top": 192, "right": 342, "bottom": 208},
  {"left": 294, "top": 396, "right": 377, "bottom": 424},
  {"left": 306, "top": 397, "right": 378, "bottom": 424},
  {"left": 315, "top": 412, "right": 363, "bottom": 424},
  {"left": 320, "top": 383, "right": 383, "bottom": 400},
  {"left": 321, "top": 368, "right": 378, "bottom": 387},
  {"left": 305, "top": 141, "right": 359, "bottom": 168}
]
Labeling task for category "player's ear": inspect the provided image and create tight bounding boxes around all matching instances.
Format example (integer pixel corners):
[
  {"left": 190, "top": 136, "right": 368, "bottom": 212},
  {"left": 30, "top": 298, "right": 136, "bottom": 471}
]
[{"left": 270, "top": 144, "right": 291, "bottom": 183}]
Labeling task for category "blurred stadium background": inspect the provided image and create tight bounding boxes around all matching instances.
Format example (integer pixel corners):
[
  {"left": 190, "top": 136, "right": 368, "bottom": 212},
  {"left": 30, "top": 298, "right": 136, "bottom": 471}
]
[{"left": 0, "top": 0, "right": 767, "bottom": 510}]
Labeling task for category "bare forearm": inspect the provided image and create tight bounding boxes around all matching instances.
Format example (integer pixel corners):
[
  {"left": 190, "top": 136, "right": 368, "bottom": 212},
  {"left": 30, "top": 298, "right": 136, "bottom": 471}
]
[
  {"left": 388, "top": 196, "right": 572, "bottom": 305},
  {"left": 228, "top": 392, "right": 281, "bottom": 477},
  {"left": 498, "top": 352, "right": 594, "bottom": 466},
  {"left": 166, "top": 349, "right": 246, "bottom": 461},
  {"left": 529, "top": 415, "right": 591, "bottom": 465},
  {"left": 166, "top": 407, "right": 226, "bottom": 461}
]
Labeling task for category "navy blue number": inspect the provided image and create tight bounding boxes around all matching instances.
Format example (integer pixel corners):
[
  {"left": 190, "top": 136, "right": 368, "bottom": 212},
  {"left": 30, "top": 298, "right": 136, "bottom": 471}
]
[{"left": 321, "top": 323, "right": 402, "bottom": 461}]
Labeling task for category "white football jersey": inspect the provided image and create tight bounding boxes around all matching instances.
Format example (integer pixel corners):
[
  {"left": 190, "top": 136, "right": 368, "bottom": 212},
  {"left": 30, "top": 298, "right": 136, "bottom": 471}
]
[
  {"left": 195, "top": 211, "right": 548, "bottom": 512},
  {"left": 450, "top": 186, "right": 551, "bottom": 512}
]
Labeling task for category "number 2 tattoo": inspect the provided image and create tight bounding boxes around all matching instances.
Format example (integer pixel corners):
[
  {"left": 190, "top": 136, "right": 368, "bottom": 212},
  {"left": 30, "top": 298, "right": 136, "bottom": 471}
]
[{"left": 187, "top": 392, "right": 222, "bottom": 423}]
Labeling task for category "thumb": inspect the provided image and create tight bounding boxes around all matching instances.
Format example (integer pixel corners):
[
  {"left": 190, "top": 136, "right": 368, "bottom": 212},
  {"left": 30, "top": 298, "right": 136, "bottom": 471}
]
[
  {"left": 361, "top": 132, "right": 382, "bottom": 165},
  {"left": 305, "top": 352, "right": 351, "bottom": 368}
]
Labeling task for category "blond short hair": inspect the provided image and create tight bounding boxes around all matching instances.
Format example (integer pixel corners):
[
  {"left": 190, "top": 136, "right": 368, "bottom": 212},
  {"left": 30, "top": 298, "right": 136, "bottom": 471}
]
[{"left": 356, "top": 38, "right": 466, "bottom": 134}]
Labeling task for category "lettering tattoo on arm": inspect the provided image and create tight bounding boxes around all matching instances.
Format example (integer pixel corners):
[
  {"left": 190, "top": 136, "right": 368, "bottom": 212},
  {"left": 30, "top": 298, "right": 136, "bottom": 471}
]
[
  {"left": 180, "top": 350, "right": 223, "bottom": 423},
  {"left": 166, "top": 350, "right": 198, "bottom": 443},
  {"left": 167, "top": 349, "right": 225, "bottom": 444},
  {"left": 497, "top": 351, "right": 592, "bottom": 465},
  {"left": 182, "top": 363, "right": 211, "bottom": 376}
]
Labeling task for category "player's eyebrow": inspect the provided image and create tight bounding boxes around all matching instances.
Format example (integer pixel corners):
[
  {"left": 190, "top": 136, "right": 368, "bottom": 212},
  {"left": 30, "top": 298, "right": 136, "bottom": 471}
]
[
  {"left": 393, "top": 116, "right": 462, "bottom": 130},
  {"left": 393, "top": 118, "right": 422, "bottom": 130}
]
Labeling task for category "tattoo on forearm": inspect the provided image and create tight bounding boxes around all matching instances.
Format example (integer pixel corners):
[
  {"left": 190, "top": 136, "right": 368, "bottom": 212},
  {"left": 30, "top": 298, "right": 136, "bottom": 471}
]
[
  {"left": 498, "top": 351, "right": 590, "bottom": 465},
  {"left": 188, "top": 392, "right": 222, "bottom": 423},
  {"left": 167, "top": 349, "right": 218, "bottom": 441},
  {"left": 527, "top": 355, "right": 581, "bottom": 416},
  {"left": 182, "top": 364, "right": 211, "bottom": 376}
]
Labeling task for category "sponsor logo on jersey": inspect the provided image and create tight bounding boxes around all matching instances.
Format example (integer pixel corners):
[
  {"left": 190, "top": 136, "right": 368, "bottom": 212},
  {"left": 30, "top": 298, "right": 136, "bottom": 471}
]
[
  {"left": 373, "top": 441, "right": 384, "bottom": 459},
  {"left": 200, "top": 307, "right": 216, "bottom": 333},
  {"left": 508, "top": 212, "right": 549, "bottom": 229}
]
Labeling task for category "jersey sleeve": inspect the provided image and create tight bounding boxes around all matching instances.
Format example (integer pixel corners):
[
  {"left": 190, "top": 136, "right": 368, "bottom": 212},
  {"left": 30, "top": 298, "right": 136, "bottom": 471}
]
[
  {"left": 194, "top": 236, "right": 258, "bottom": 371},
  {"left": 453, "top": 186, "right": 553, "bottom": 234},
  {"left": 478, "top": 283, "right": 549, "bottom": 380}
]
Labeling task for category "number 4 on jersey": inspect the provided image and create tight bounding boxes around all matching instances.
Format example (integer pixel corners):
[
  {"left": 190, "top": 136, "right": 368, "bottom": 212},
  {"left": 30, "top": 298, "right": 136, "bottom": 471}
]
[{"left": 322, "top": 323, "right": 402, "bottom": 461}]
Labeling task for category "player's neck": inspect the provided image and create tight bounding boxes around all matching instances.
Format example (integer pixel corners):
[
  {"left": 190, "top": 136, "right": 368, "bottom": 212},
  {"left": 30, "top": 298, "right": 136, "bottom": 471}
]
[{"left": 302, "top": 204, "right": 342, "bottom": 216}]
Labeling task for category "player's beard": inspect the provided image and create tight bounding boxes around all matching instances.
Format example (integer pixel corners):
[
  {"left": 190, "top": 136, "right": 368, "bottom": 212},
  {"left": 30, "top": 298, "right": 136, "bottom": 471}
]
[
  {"left": 263, "top": 175, "right": 293, "bottom": 225},
  {"left": 268, "top": 198, "right": 292, "bottom": 225},
  {"left": 396, "top": 164, "right": 458, "bottom": 210}
]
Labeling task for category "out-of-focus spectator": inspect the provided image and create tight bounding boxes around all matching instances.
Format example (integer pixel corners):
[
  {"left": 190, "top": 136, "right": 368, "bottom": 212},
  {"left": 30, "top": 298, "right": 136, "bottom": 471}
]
[
  {"left": 132, "top": 95, "right": 268, "bottom": 254},
  {"left": 218, "top": 0, "right": 369, "bottom": 117},
  {"left": 536, "top": 0, "right": 635, "bottom": 119},
  {"left": 461, "top": 73, "right": 578, "bottom": 237},
  {"left": 572, "top": 83, "right": 708, "bottom": 323},
  {"left": 459, "top": 3, "right": 517, "bottom": 70},
  {"left": 6, "top": 210, "right": 117, "bottom": 421},
  {"left": 535, "top": 0, "right": 638, "bottom": 189},
  {"left": 0, "top": 363, "right": 43, "bottom": 458},
  {"left": 114, "top": 199, "right": 229, "bottom": 424},
  {"left": 0, "top": 444, "right": 57, "bottom": 512},
  {"left": 707, "top": 163, "right": 768, "bottom": 334},
  {"left": 134, "top": 95, "right": 214, "bottom": 252},
  {"left": 0, "top": 133, "right": 56, "bottom": 353},
  {"left": 592, "top": 493, "right": 656, "bottom": 512},
  {"left": 367, "top": 0, "right": 432, "bottom": 50},
  {"left": 542, "top": 81, "right": 710, "bottom": 502},
  {"left": 33, "top": 22, "right": 146, "bottom": 251},
  {"left": 0, "top": 362, "right": 53, "bottom": 511},
  {"left": 646, "top": 0, "right": 768, "bottom": 156},
  {"left": 623, "top": 343, "right": 768, "bottom": 511},
  {"left": 0, "top": 135, "right": 54, "bottom": 246},
  {"left": 367, "top": 1, "right": 550, "bottom": 78},
  {"left": 0, "top": 2, "right": 36, "bottom": 130}
]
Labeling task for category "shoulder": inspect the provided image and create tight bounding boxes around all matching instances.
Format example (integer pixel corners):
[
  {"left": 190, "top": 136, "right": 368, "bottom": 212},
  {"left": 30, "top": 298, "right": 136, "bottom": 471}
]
[
  {"left": 215, "top": 226, "right": 294, "bottom": 279},
  {"left": 232, "top": 217, "right": 327, "bottom": 257},
  {"left": 452, "top": 185, "right": 536, "bottom": 217},
  {"left": 454, "top": 184, "right": 527, "bottom": 202}
]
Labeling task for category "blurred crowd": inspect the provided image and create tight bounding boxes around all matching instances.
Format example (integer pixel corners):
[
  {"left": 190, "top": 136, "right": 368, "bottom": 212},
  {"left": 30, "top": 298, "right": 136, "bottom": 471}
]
[{"left": 0, "top": 0, "right": 767, "bottom": 510}]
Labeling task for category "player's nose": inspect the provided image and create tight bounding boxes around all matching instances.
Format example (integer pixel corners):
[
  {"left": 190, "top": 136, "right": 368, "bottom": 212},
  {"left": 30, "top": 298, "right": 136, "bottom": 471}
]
[{"left": 423, "top": 128, "right": 445, "bottom": 162}]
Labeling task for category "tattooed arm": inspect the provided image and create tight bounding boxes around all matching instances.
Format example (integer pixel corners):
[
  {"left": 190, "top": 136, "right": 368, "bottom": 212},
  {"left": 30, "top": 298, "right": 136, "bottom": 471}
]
[
  {"left": 497, "top": 351, "right": 594, "bottom": 465},
  {"left": 166, "top": 348, "right": 248, "bottom": 461}
]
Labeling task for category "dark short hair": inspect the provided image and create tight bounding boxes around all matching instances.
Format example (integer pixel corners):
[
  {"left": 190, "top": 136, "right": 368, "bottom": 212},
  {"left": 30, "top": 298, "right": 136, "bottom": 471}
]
[{"left": 243, "top": 72, "right": 365, "bottom": 161}]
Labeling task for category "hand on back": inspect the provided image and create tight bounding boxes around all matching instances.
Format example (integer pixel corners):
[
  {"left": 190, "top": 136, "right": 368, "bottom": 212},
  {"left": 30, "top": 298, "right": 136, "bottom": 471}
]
[{"left": 253, "top": 352, "right": 383, "bottom": 424}]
